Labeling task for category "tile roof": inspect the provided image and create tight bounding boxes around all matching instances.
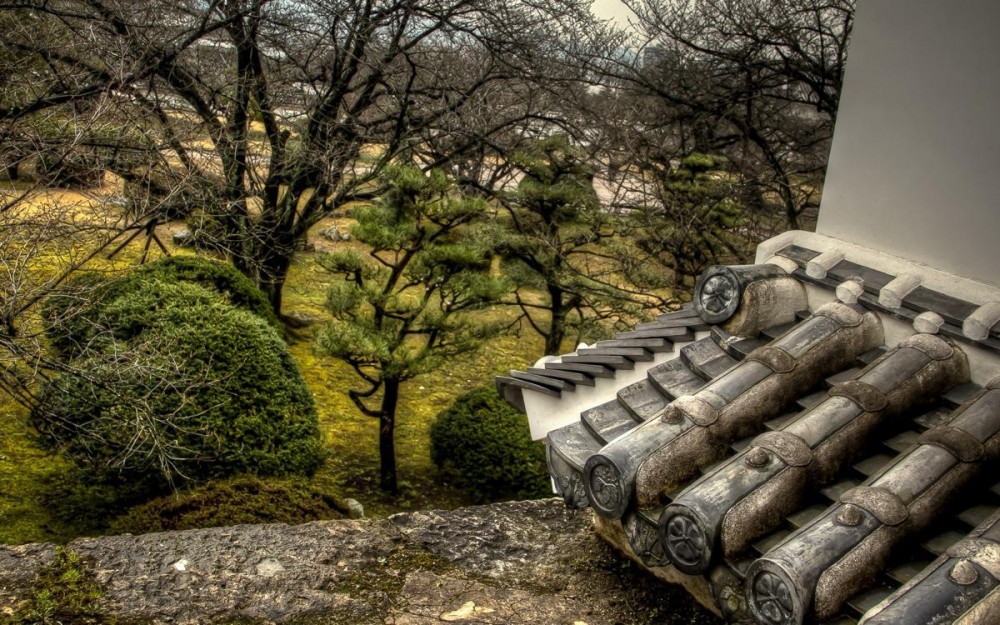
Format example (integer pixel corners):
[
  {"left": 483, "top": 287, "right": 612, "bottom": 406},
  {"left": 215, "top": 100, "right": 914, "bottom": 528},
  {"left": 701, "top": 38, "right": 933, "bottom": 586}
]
[{"left": 497, "top": 248, "right": 1000, "bottom": 625}]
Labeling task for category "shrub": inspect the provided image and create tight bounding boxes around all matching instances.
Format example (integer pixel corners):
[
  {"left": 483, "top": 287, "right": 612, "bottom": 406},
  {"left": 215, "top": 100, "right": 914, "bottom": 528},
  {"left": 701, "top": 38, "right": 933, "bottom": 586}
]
[
  {"left": 129, "top": 255, "right": 279, "bottom": 327},
  {"left": 43, "top": 256, "right": 279, "bottom": 358},
  {"left": 35, "top": 276, "right": 324, "bottom": 491},
  {"left": 41, "top": 271, "right": 117, "bottom": 358},
  {"left": 430, "top": 385, "right": 550, "bottom": 503},
  {"left": 34, "top": 149, "right": 105, "bottom": 188},
  {"left": 110, "top": 476, "right": 346, "bottom": 534}
]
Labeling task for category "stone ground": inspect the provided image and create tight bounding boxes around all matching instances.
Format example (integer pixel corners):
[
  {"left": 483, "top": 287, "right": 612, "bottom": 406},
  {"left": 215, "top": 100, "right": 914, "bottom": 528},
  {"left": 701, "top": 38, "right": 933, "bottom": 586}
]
[{"left": 0, "top": 499, "right": 721, "bottom": 625}]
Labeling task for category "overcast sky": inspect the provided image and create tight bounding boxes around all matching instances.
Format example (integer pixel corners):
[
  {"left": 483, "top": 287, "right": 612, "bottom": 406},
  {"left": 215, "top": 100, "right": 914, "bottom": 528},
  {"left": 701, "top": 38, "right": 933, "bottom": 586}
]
[{"left": 590, "top": 0, "right": 632, "bottom": 25}]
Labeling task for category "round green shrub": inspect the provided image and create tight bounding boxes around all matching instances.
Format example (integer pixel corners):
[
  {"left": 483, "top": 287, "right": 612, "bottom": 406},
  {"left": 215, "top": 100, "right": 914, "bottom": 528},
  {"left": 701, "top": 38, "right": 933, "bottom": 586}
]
[
  {"left": 129, "top": 255, "right": 279, "bottom": 327},
  {"left": 41, "top": 270, "right": 118, "bottom": 358},
  {"left": 43, "top": 256, "right": 279, "bottom": 359},
  {"left": 429, "top": 385, "right": 550, "bottom": 503},
  {"left": 109, "top": 476, "right": 346, "bottom": 534},
  {"left": 34, "top": 278, "right": 324, "bottom": 491}
]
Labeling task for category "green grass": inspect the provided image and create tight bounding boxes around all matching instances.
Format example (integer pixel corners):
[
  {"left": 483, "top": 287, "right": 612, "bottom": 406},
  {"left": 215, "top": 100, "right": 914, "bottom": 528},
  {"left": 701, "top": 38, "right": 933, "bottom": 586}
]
[
  {"left": 1, "top": 547, "right": 107, "bottom": 625},
  {"left": 0, "top": 400, "right": 78, "bottom": 544}
]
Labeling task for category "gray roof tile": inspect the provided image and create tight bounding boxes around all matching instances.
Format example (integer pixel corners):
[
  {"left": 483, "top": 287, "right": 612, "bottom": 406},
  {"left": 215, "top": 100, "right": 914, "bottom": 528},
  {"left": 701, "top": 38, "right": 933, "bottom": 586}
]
[
  {"left": 920, "top": 530, "right": 965, "bottom": 557},
  {"left": 497, "top": 255, "right": 1000, "bottom": 623},
  {"left": 883, "top": 430, "right": 920, "bottom": 454},
  {"left": 887, "top": 559, "right": 934, "bottom": 585},
  {"left": 851, "top": 452, "right": 895, "bottom": 478},
  {"left": 680, "top": 337, "right": 739, "bottom": 380},
  {"left": 846, "top": 586, "right": 894, "bottom": 617},
  {"left": 615, "top": 326, "right": 695, "bottom": 341},
  {"left": 494, "top": 375, "right": 560, "bottom": 398},
  {"left": 787, "top": 504, "right": 828, "bottom": 530},
  {"left": 544, "top": 361, "right": 615, "bottom": 378},
  {"left": 657, "top": 307, "right": 702, "bottom": 321},
  {"left": 526, "top": 366, "right": 595, "bottom": 386},
  {"left": 775, "top": 244, "right": 820, "bottom": 265},
  {"left": 560, "top": 353, "right": 636, "bottom": 369},
  {"left": 647, "top": 359, "right": 706, "bottom": 399},
  {"left": 581, "top": 400, "right": 639, "bottom": 444},
  {"left": 547, "top": 421, "right": 602, "bottom": 471},
  {"left": 575, "top": 346, "right": 654, "bottom": 362},
  {"left": 957, "top": 504, "right": 996, "bottom": 529},
  {"left": 616, "top": 379, "right": 669, "bottom": 422},
  {"left": 510, "top": 370, "right": 574, "bottom": 391},
  {"left": 593, "top": 337, "right": 674, "bottom": 353},
  {"left": 903, "top": 286, "right": 979, "bottom": 326}
]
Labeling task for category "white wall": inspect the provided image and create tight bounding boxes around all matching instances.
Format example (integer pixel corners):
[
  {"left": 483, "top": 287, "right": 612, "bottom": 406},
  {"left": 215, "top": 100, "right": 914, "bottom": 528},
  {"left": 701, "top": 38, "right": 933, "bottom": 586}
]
[{"left": 817, "top": 0, "right": 1000, "bottom": 288}]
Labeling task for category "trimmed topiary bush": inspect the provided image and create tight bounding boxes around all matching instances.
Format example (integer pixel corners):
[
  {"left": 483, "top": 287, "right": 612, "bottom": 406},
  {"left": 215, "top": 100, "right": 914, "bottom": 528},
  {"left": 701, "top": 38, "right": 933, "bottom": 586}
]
[
  {"left": 35, "top": 273, "right": 324, "bottom": 492},
  {"left": 129, "top": 255, "right": 279, "bottom": 327},
  {"left": 43, "top": 256, "right": 279, "bottom": 359},
  {"left": 109, "top": 476, "right": 346, "bottom": 534},
  {"left": 430, "top": 385, "right": 550, "bottom": 503}
]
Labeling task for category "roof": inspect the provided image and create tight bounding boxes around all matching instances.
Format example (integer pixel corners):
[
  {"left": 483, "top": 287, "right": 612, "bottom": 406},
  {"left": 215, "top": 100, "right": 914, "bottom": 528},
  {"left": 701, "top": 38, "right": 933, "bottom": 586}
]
[{"left": 497, "top": 230, "right": 1000, "bottom": 625}]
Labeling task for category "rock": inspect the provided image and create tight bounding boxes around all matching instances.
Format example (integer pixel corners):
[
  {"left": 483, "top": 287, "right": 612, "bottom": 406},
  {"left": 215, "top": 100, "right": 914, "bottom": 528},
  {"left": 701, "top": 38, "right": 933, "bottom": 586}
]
[
  {"left": 321, "top": 226, "right": 343, "bottom": 242},
  {"left": 283, "top": 310, "right": 318, "bottom": 328},
  {"left": 172, "top": 229, "right": 194, "bottom": 247},
  {"left": 107, "top": 195, "right": 129, "bottom": 209},
  {"left": 0, "top": 499, "right": 719, "bottom": 625},
  {"left": 344, "top": 498, "right": 365, "bottom": 519}
]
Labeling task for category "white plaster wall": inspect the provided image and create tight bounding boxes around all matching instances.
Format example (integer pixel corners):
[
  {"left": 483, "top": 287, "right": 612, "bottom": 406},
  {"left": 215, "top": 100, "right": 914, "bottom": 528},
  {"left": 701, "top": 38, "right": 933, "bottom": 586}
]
[{"left": 816, "top": 0, "right": 1000, "bottom": 288}]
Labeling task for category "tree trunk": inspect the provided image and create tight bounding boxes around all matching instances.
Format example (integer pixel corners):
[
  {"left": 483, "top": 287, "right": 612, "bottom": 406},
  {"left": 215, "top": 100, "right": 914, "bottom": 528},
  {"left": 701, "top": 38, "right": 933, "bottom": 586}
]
[
  {"left": 545, "top": 285, "right": 566, "bottom": 355},
  {"left": 780, "top": 178, "right": 800, "bottom": 230},
  {"left": 379, "top": 378, "right": 401, "bottom": 493},
  {"left": 261, "top": 270, "right": 286, "bottom": 317},
  {"left": 256, "top": 233, "right": 294, "bottom": 317}
]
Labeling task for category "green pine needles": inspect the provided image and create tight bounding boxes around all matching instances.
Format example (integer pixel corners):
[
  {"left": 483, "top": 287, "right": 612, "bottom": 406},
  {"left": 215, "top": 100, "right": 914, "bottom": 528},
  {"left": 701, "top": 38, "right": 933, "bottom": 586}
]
[
  {"left": 497, "top": 135, "right": 651, "bottom": 355},
  {"left": 316, "top": 165, "right": 510, "bottom": 493}
]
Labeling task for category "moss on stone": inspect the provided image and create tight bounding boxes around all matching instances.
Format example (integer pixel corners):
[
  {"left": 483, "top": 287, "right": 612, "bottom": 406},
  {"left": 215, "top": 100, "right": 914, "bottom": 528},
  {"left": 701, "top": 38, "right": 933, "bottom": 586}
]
[{"left": 1, "top": 548, "right": 109, "bottom": 625}]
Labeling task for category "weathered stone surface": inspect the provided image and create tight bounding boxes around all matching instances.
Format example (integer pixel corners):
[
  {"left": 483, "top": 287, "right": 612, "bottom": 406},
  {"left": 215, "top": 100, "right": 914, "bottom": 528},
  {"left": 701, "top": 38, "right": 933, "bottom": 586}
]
[
  {"left": 283, "top": 310, "right": 319, "bottom": 328},
  {"left": 172, "top": 228, "right": 194, "bottom": 247},
  {"left": 320, "top": 226, "right": 351, "bottom": 243},
  {"left": 0, "top": 499, "right": 720, "bottom": 625}
]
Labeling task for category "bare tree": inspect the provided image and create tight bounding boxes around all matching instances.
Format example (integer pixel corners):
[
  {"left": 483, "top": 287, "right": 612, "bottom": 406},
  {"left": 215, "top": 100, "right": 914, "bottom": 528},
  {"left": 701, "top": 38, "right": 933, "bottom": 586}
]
[
  {"left": 582, "top": 0, "right": 853, "bottom": 230},
  {"left": 4, "top": 0, "right": 605, "bottom": 316}
]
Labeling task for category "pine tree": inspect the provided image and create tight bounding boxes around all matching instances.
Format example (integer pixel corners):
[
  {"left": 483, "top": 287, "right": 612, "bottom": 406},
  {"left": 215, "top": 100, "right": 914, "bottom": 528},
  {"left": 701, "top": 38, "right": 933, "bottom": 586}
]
[
  {"left": 316, "top": 166, "right": 509, "bottom": 493},
  {"left": 494, "top": 135, "right": 646, "bottom": 355},
  {"left": 628, "top": 152, "right": 753, "bottom": 287}
]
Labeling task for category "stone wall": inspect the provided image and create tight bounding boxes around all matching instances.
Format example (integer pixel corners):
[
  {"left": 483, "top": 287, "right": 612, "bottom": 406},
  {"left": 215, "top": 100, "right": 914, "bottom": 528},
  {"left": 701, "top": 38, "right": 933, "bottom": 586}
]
[{"left": 0, "top": 499, "right": 719, "bottom": 625}]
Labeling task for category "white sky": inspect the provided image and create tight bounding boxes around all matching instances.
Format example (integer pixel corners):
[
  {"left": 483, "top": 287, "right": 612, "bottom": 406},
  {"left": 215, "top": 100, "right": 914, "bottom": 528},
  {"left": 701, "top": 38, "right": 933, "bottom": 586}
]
[{"left": 590, "top": 0, "right": 633, "bottom": 25}]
